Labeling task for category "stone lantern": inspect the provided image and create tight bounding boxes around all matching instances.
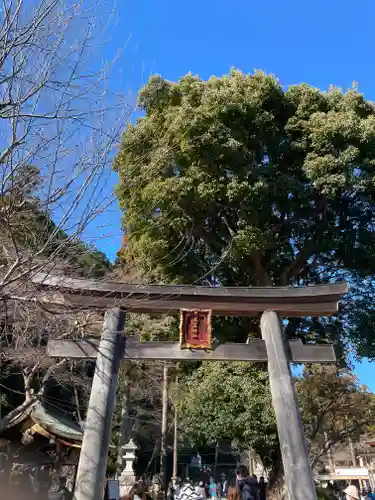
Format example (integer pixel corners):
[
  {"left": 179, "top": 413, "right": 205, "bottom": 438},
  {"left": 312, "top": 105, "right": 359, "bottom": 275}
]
[{"left": 119, "top": 438, "right": 137, "bottom": 497}]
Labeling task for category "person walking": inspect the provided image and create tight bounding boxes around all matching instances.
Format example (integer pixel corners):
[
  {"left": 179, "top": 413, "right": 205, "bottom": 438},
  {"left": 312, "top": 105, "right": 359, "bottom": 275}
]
[
  {"left": 216, "top": 480, "right": 223, "bottom": 499},
  {"left": 47, "top": 477, "right": 69, "bottom": 500},
  {"left": 196, "top": 481, "right": 207, "bottom": 499},
  {"left": 176, "top": 478, "right": 203, "bottom": 500},
  {"left": 344, "top": 485, "right": 360, "bottom": 500},
  {"left": 235, "top": 465, "right": 259, "bottom": 500},
  {"left": 167, "top": 480, "right": 176, "bottom": 500},
  {"left": 222, "top": 477, "right": 228, "bottom": 498},
  {"left": 209, "top": 477, "right": 217, "bottom": 499},
  {"left": 227, "top": 482, "right": 241, "bottom": 500},
  {"left": 258, "top": 477, "right": 266, "bottom": 500}
]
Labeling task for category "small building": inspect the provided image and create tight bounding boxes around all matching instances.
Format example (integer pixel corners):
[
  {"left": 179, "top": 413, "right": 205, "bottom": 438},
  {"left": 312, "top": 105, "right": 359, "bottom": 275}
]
[
  {"left": 315, "top": 436, "right": 375, "bottom": 489},
  {"left": 0, "top": 401, "right": 83, "bottom": 489}
]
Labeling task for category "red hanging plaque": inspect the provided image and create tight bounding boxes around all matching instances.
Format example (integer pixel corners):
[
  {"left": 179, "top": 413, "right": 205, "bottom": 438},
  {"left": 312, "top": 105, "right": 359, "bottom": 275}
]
[{"left": 179, "top": 309, "right": 212, "bottom": 349}]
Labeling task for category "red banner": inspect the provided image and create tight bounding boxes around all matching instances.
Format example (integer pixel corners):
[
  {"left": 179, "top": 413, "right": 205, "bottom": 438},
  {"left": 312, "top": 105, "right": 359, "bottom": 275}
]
[{"left": 179, "top": 309, "right": 212, "bottom": 349}]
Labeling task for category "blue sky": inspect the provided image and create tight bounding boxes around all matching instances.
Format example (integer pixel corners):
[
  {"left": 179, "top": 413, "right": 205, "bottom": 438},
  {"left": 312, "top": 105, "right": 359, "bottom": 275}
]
[{"left": 89, "top": 0, "right": 375, "bottom": 390}]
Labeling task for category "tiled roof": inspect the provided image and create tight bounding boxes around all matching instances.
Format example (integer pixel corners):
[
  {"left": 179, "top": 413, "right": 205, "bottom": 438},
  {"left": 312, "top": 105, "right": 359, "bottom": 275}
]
[{"left": 30, "top": 402, "right": 83, "bottom": 442}]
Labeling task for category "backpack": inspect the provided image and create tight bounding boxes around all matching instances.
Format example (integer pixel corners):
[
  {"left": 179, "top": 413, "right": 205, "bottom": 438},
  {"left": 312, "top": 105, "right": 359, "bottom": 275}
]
[{"left": 238, "top": 479, "right": 258, "bottom": 500}]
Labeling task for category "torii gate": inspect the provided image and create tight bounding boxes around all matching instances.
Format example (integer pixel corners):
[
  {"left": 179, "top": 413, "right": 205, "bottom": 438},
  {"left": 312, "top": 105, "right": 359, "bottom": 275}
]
[{"left": 31, "top": 274, "right": 347, "bottom": 500}]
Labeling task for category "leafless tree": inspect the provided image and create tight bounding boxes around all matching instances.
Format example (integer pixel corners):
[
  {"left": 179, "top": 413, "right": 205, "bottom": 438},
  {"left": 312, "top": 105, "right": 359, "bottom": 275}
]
[
  {"left": 112, "top": 359, "right": 176, "bottom": 477},
  {"left": 295, "top": 366, "right": 375, "bottom": 468},
  {"left": 0, "top": 300, "right": 103, "bottom": 430},
  {"left": 0, "top": 0, "right": 132, "bottom": 431},
  {"left": 0, "top": 0, "right": 132, "bottom": 289}
]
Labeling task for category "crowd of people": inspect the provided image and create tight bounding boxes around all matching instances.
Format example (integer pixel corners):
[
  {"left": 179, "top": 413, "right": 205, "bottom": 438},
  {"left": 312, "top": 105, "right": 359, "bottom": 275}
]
[
  {"left": 334, "top": 484, "right": 375, "bottom": 500},
  {"left": 167, "top": 465, "right": 266, "bottom": 500},
  {"left": 122, "top": 465, "right": 266, "bottom": 500},
  {"left": 123, "top": 466, "right": 375, "bottom": 500}
]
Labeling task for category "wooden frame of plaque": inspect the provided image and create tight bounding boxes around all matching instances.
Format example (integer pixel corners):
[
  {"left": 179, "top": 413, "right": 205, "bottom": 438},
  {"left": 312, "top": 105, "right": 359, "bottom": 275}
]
[{"left": 179, "top": 309, "right": 212, "bottom": 349}]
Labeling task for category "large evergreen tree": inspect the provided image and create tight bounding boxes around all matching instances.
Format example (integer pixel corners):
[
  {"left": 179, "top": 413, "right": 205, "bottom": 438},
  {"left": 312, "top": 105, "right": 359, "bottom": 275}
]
[{"left": 115, "top": 70, "right": 375, "bottom": 358}]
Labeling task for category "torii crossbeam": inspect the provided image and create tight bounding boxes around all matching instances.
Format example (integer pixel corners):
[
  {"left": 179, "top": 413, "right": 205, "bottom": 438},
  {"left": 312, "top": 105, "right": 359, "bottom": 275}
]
[
  {"left": 29, "top": 273, "right": 348, "bottom": 500},
  {"left": 31, "top": 273, "right": 345, "bottom": 316}
]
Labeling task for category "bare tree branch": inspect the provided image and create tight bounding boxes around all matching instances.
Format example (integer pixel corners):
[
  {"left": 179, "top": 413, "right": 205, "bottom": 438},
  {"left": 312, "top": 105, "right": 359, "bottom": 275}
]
[{"left": 0, "top": 0, "right": 132, "bottom": 433}]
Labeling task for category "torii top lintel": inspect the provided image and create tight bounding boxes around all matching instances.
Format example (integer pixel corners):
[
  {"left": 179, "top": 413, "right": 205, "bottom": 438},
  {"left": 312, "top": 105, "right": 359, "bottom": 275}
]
[{"left": 31, "top": 274, "right": 348, "bottom": 317}]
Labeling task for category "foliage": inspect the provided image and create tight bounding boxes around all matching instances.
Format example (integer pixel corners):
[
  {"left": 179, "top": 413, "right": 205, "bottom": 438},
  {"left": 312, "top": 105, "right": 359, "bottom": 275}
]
[
  {"left": 64, "top": 242, "right": 111, "bottom": 279},
  {"left": 108, "top": 359, "right": 176, "bottom": 477},
  {"left": 177, "top": 363, "right": 375, "bottom": 474},
  {"left": 115, "top": 69, "right": 375, "bottom": 358},
  {"left": 0, "top": 164, "right": 111, "bottom": 279},
  {"left": 127, "top": 313, "right": 179, "bottom": 342},
  {"left": 177, "top": 362, "right": 278, "bottom": 468},
  {"left": 316, "top": 487, "right": 336, "bottom": 500},
  {"left": 296, "top": 365, "right": 375, "bottom": 466}
]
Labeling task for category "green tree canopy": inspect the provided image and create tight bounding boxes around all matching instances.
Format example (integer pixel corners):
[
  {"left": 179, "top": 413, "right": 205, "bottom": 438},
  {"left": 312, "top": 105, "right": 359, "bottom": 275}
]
[
  {"left": 177, "top": 362, "right": 278, "bottom": 469},
  {"left": 115, "top": 70, "right": 375, "bottom": 357},
  {"left": 177, "top": 363, "right": 375, "bottom": 482}
]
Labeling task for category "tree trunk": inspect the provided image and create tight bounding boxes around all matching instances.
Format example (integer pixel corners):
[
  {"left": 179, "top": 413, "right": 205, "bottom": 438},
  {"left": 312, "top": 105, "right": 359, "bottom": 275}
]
[
  {"left": 267, "top": 451, "right": 286, "bottom": 500},
  {"left": 172, "top": 406, "right": 178, "bottom": 479},
  {"left": 116, "top": 369, "right": 132, "bottom": 478},
  {"left": 0, "top": 359, "right": 68, "bottom": 432},
  {"left": 268, "top": 476, "right": 286, "bottom": 500},
  {"left": 0, "top": 395, "right": 35, "bottom": 432},
  {"left": 160, "top": 363, "right": 168, "bottom": 495}
]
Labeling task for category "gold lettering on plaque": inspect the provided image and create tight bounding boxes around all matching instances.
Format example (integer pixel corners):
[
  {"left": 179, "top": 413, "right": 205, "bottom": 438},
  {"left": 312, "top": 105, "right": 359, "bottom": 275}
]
[{"left": 191, "top": 311, "right": 199, "bottom": 339}]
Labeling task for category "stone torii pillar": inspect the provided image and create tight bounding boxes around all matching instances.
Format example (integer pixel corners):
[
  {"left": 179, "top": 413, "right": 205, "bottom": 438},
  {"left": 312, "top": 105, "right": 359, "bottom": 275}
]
[
  {"left": 261, "top": 311, "right": 316, "bottom": 500},
  {"left": 73, "top": 308, "right": 125, "bottom": 500}
]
